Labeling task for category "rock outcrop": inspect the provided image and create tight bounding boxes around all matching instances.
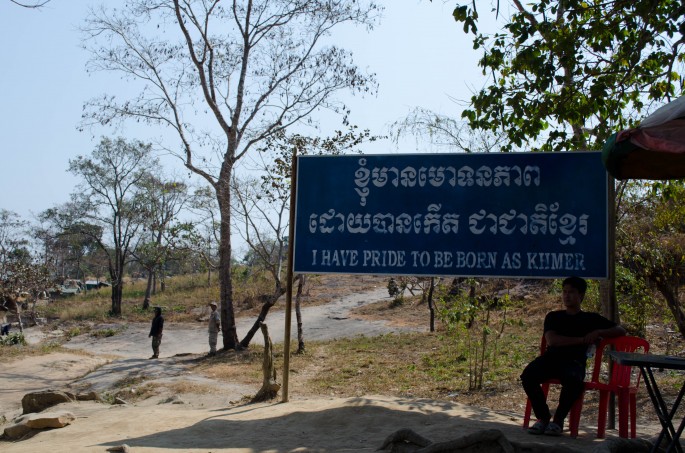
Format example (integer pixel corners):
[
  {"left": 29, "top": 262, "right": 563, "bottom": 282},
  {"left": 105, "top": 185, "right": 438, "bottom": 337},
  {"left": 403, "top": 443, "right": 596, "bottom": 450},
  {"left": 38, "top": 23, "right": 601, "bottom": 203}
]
[{"left": 3, "top": 410, "right": 76, "bottom": 440}]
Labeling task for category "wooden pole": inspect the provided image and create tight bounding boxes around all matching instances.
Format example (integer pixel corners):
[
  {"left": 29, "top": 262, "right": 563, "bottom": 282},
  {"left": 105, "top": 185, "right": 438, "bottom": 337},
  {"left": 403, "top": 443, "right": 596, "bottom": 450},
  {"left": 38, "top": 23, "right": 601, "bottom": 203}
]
[{"left": 281, "top": 148, "right": 298, "bottom": 403}]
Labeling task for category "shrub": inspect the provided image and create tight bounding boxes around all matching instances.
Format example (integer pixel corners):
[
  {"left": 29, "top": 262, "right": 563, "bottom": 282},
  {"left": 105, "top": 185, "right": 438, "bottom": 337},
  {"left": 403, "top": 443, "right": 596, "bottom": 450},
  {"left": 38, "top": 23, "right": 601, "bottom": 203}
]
[{"left": 0, "top": 332, "right": 27, "bottom": 346}]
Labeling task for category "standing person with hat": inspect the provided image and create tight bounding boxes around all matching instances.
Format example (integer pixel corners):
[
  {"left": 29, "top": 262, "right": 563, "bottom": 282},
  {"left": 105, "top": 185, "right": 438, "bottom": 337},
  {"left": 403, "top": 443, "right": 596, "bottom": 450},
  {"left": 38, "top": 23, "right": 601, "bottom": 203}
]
[
  {"left": 208, "top": 301, "right": 220, "bottom": 356},
  {"left": 148, "top": 306, "right": 164, "bottom": 359}
]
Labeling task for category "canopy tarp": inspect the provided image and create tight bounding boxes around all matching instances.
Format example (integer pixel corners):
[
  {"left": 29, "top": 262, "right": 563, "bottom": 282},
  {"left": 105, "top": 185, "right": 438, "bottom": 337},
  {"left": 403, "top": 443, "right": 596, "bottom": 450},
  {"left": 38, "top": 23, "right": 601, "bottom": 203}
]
[{"left": 602, "top": 96, "right": 685, "bottom": 180}]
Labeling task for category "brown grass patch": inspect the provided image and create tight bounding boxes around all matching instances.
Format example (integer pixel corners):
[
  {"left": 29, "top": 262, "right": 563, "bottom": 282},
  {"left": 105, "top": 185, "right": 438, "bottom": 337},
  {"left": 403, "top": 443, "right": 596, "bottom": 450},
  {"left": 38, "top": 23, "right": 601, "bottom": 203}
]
[{"left": 164, "top": 381, "right": 219, "bottom": 395}]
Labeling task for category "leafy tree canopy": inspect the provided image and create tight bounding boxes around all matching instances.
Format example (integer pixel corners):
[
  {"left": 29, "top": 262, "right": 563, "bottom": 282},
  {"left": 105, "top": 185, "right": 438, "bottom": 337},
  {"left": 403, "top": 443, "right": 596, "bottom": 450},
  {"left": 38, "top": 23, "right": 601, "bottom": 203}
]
[{"left": 452, "top": 0, "right": 685, "bottom": 152}]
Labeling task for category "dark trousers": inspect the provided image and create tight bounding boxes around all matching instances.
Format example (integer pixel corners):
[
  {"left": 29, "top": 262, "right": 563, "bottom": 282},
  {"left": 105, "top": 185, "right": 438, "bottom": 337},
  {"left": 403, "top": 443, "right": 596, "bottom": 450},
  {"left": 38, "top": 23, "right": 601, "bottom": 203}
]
[
  {"left": 521, "top": 353, "right": 586, "bottom": 426},
  {"left": 151, "top": 335, "right": 162, "bottom": 357}
]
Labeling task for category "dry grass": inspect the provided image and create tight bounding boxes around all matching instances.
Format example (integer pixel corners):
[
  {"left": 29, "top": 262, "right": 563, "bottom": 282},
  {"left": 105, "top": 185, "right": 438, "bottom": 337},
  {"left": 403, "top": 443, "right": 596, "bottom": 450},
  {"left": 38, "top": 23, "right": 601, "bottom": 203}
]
[
  {"left": 283, "top": 305, "right": 538, "bottom": 408},
  {"left": 196, "top": 349, "right": 265, "bottom": 384},
  {"left": 163, "top": 381, "right": 220, "bottom": 395}
]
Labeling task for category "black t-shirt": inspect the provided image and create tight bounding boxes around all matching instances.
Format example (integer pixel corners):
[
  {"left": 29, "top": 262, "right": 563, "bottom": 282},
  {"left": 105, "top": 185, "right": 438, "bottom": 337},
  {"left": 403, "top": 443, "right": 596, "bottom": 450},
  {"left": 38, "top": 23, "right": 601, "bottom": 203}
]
[
  {"left": 543, "top": 310, "right": 617, "bottom": 362},
  {"left": 149, "top": 315, "right": 164, "bottom": 337}
]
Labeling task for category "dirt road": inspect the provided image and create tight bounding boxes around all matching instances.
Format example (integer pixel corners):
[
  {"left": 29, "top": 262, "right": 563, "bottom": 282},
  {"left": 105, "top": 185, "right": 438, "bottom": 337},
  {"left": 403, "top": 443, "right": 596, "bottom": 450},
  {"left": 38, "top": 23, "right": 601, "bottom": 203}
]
[{"left": 59, "top": 285, "right": 417, "bottom": 358}]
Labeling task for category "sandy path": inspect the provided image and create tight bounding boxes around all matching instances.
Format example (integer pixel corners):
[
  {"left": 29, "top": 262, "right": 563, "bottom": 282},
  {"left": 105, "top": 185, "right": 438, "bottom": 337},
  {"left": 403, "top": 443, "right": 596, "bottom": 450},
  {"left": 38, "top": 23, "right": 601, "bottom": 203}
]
[{"left": 60, "top": 285, "right": 413, "bottom": 359}]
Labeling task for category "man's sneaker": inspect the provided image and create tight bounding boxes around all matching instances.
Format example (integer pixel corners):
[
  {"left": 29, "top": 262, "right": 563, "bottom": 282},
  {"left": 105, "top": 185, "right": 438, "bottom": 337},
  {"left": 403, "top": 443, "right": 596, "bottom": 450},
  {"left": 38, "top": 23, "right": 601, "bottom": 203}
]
[
  {"left": 527, "top": 420, "right": 548, "bottom": 435},
  {"left": 544, "top": 422, "right": 563, "bottom": 436}
]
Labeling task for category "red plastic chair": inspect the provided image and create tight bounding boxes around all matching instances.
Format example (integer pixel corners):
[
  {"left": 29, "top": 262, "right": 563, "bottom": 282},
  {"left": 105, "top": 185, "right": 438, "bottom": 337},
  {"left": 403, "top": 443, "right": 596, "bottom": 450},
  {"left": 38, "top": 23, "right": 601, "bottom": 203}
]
[
  {"left": 522, "top": 334, "right": 605, "bottom": 437},
  {"left": 587, "top": 336, "right": 650, "bottom": 438}
]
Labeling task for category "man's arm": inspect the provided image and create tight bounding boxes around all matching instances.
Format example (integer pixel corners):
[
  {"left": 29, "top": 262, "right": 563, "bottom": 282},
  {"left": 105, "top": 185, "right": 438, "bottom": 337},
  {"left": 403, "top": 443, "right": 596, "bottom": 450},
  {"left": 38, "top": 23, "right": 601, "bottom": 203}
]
[
  {"left": 545, "top": 330, "right": 585, "bottom": 347},
  {"left": 546, "top": 325, "right": 626, "bottom": 347},
  {"left": 583, "top": 325, "right": 626, "bottom": 344}
]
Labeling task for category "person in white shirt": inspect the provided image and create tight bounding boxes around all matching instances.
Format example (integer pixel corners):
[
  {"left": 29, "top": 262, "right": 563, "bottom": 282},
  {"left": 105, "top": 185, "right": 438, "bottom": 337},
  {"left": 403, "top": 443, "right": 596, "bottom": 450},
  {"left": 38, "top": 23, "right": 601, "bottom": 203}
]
[{"left": 208, "top": 301, "right": 220, "bottom": 356}]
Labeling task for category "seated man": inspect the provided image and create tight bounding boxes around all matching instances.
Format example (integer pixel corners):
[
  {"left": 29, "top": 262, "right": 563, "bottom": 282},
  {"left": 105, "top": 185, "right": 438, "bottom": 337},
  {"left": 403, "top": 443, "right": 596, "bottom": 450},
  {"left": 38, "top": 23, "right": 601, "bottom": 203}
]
[{"left": 521, "top": 276, "right": 626, "bottom": 436}]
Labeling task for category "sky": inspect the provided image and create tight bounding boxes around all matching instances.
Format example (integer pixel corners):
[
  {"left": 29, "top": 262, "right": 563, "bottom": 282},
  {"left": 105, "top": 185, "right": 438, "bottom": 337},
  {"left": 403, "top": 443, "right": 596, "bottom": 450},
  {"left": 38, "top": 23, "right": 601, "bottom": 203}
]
[{"left": 0, "top": 1, "right": 491, "bottom": 228}]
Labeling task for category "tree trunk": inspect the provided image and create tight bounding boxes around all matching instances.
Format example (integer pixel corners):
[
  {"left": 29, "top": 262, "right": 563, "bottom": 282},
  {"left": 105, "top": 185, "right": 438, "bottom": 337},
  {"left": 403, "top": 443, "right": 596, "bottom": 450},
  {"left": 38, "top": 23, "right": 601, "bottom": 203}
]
[
  {"left": 218, "top": 181, "right": 238, "bottom": 350},
  {"left": 17, "top": 307, "right": 24, "bottom": 333},
  {"left": 295, "top": 274, "right": 306, "bottom": 354},
  {"left": 142, "top": 270, "right": 153, "bottom": 310},
  {"left": 251, "top": 322, "right": 280, "bottom": 402},
  {"left": 111, "top": 280, "right": 123, "bottom": 316},
  {"left": 240, "top": 288, "right": 285, "bottom": 348},
  {"left": 656, "top": 282, "right": 685, "bottom": 338},
  {"left": 109, "top": 248, "right": 124, "bottom": 316}
]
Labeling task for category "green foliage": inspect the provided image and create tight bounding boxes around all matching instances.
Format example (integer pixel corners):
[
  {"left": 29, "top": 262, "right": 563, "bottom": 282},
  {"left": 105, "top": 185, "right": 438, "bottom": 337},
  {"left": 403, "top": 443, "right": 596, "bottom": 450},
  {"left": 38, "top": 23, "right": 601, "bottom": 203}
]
[
  {"left": 617, "top": 180, "right": 685, "bottom": 337},
  {"left": 66, "top": 327, "right": 83, "bottom": 339},
  {"left": 389, "top": 297, "right": 404, "bottom": 308},
  {"left": 0, "top": 333, "right": 27, "bottom": 346},
  {"left": 435, "top": 279, "right": 519, "bottom": 390},
  {"left": 615, "top": 264, "right": 654, "bottom": 337},
  {"left": 387, "top": 277, "right": 402, "bottom": 304},
  {"left": 452, "top": 0, "right": 684, "bottom": 152}
]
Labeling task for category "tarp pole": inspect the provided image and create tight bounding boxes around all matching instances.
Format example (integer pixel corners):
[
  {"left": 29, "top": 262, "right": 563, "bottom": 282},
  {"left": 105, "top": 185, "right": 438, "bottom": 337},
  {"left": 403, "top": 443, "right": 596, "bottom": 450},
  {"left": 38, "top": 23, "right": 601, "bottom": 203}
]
[
  {"left": 602, "top": 174, "right": 618, "bottom": 322},
  {"left": 602, "top": 173, "right": 619, "bottom": 429},
  {"left": 282, "top": 148, "right": 298, "bottom": 403}
]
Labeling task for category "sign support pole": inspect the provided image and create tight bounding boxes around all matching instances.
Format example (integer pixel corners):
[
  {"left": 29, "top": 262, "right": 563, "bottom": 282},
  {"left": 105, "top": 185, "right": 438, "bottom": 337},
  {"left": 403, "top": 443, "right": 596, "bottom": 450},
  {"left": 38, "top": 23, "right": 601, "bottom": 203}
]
[{"left": 282, "top": 148, "right": 298, "bottom": 403}]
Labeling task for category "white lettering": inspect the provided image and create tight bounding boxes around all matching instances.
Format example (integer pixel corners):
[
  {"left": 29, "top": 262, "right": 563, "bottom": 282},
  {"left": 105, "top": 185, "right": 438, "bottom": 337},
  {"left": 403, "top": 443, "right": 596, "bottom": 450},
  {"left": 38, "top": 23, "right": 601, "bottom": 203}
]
[
  {"left": 317, "top": 250, "right": 359, "bottom": 267},
  {"left": 362, "top": 250, "right": 406, "bottom": 267}
]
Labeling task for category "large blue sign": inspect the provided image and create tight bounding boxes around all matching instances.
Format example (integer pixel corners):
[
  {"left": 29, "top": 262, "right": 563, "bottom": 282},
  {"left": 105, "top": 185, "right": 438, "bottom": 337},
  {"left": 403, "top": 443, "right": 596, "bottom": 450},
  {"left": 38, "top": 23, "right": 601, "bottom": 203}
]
[{"left": 293, "top": 152, "right": 608, "bottom": 279}]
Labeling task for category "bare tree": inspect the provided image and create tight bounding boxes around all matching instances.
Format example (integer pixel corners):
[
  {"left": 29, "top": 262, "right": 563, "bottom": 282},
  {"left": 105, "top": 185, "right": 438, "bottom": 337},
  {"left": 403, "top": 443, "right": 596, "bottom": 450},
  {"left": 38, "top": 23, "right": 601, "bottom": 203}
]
[
  {"left": 389, "top": 107, "right": 505, "bottom": 153},
  {"left": 80, "top": 0, "right": 381, "bottom": 350},
  {"left": 134, "top": 176, "right": 192, "bottom": 309},
  {"left": 54, "top": 137, "right": 157, "bottom": 316},
  {"left": 185, "top": 186, "right": 222, "bottom": 286},
  {"left": 231, "top": 173, "right": 289, "bottom": 348}
]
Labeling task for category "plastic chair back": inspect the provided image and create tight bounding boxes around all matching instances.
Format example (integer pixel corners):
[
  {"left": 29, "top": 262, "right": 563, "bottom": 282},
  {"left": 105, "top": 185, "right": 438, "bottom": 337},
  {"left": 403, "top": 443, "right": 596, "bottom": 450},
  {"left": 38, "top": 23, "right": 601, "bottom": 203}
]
[
  {"left": 596, "top": 336, "right": 650, "bottom": 387},
  {"left": 591, "top": 335, "right": 650, "bottom": 438}
]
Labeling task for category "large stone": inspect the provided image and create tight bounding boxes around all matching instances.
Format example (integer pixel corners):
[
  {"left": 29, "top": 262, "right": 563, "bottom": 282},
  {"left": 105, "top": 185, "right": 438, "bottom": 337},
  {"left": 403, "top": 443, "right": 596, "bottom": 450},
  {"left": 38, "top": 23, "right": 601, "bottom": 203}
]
[
  {"left": 24, "top": 411, "right": 76, "bottom": 429},
  {"left": 3, "top": 411, "right": 76, "bottom": 440},
  {"left": 3, "top": 422, "right": 33, "bottom": 440},
  {"left": 21, "top": 389, "right": 75, "bottom": 414}
]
